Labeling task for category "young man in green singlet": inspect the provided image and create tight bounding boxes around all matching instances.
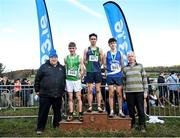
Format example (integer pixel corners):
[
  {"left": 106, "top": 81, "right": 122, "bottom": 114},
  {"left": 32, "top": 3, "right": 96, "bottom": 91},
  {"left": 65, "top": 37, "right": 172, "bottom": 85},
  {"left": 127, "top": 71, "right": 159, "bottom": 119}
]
[
  {"left": 83, "top": 33, "right": 103, "bottom": 112},
  {"left": 64, "top": 42, "right": 84, "bottom": 121}
]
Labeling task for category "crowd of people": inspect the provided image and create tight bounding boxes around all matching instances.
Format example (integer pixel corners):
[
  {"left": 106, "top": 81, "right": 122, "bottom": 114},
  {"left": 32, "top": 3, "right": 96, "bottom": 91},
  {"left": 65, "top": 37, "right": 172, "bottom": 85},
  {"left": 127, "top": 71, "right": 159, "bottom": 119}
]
[
  {"left": 148, "top": 71, "right": 180, "bottom": 107},
  {"left": 0, "top": 76, "right": 34, "bottom": 107}
]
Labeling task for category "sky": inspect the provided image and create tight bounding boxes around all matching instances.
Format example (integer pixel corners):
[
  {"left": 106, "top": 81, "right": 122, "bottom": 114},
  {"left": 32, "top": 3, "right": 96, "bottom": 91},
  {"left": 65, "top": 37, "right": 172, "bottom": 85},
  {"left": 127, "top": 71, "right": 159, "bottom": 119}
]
[{"left": 0, "top": 0, "right": 180, "bottom": 72}]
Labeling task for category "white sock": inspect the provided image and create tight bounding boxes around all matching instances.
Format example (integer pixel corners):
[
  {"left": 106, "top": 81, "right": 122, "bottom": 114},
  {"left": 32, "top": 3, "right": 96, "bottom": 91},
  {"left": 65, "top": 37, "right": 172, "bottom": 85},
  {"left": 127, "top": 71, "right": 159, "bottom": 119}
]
[
  {"left": 119, "top": 109, "right": 122, "bottom": 113},
  {"left": 110, "top": 110, "right": 114, "bottom": 114}
]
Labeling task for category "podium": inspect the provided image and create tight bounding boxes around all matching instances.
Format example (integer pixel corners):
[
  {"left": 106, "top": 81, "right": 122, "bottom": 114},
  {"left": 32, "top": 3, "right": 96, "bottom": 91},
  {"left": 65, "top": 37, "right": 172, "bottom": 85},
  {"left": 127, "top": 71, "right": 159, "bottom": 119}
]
[{"left": 59, "top": 111, "right": 131, "bottom": 131}]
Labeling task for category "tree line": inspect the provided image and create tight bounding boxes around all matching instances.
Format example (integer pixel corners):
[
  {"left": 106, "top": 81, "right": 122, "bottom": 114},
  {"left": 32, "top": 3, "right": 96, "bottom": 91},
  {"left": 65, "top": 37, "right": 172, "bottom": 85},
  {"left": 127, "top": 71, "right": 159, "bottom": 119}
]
[
  {"left": 145, "top": 65, "right": 180, "bottom": 73},
  {"left": 0, "top": 62, "right": 179, "bottom": 79}
]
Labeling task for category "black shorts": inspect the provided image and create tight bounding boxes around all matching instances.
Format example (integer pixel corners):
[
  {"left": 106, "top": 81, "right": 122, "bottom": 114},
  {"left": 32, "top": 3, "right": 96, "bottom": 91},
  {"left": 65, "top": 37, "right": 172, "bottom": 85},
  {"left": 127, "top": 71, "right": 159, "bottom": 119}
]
[
  {"left": 106, "top": 76, "right": 123, "bottom": 86},
  {"left": 86, "top": 72, "right": 102, "bottom": 83}
]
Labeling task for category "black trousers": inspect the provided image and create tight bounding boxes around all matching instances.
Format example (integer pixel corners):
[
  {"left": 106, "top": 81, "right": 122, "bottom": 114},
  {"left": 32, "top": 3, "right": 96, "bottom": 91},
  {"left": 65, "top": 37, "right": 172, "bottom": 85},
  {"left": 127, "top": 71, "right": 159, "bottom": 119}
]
[
  {"left": 37, "top": 96, "right": 62, "bottom": 131},
  {"left": 169, "top": 90, "right": 179, "bottom": 105},
  {"left": 126, "top": 92, "right": 145, "bottom": 127}
]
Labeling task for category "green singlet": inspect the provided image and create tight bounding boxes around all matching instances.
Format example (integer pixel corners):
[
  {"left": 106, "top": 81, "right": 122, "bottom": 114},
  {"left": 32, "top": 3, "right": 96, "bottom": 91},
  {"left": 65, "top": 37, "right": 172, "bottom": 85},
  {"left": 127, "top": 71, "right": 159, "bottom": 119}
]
[{"left": 65, "top": 55, "right": 80, "bottom": 81}]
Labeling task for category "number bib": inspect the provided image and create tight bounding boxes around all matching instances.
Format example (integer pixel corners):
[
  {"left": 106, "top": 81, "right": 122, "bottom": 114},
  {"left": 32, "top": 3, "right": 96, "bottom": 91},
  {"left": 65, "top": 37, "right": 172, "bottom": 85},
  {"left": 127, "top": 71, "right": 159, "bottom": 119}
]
[
  {"left": 111, "top": 63, "right": 121, "bottom": 71},
  {"left": 89, "top": 55, "right": 98, "bottom": 62},
  {"left": 67, "top": 69, "right": 77, "bottom": 76}
]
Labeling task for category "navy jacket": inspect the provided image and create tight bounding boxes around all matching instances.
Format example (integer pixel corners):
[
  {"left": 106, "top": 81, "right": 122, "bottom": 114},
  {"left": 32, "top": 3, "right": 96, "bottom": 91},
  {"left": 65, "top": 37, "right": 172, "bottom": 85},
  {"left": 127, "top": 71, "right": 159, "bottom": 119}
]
[{"left": 34, "top": 60, "right": 66, "bottom": 98}]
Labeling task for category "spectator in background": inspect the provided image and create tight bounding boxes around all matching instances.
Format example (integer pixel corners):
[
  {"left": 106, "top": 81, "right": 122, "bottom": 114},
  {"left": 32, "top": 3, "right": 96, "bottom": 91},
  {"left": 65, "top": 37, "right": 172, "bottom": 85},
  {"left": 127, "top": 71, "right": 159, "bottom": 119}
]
[
  {"left": 21, "top": 78, "right": 34, "bottom": 107},
  {"left": 21, "top": 78, "right": 29, "bottom": 107},
  {"left": 149, "top": 89, "right": 164, "bottom": 108},
  {"left": 158, "top": 72, "right": 168, "bottom": 105},
  {"left": 1, "top": 76, "right": 11, "bottom": 107},
  {"left": 27, "top": 80, "right": 34, "bottom": 106},
  {"left": 144, "top": 76, "right": 152, "bottom": 115},
  {"left": 13, "top": 79, "right": 21, "bottom": 106},
  {"left": 149, "top": 91, "right": 158, "bottom": 107},
  {"left": 122, "top": 52, "right": 148, "bottom": 133},
  {"left": 166, "top": 71, "right": 179, "bottom": 106},
  {"left": 34, "top": 49, "right": 66, "bottom": 134},
  {"left": 177, "top": 73, "right": 180, "bottom": 85},
  {"left": 177, "top": 73, "right": 180, "bottom": 100},
  {"left": 178, "top": 73, "right": 180, "bottom": 83},
  {"left": 147, "top": 76, "right": 153, "bottom": 94}
]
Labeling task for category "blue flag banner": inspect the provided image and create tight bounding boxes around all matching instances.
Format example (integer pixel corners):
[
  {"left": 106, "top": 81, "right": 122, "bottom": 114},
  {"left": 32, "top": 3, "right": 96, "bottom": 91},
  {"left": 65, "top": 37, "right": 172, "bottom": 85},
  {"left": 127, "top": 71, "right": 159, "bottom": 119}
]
[
  {"left": 35, "top": 0, "right": 54, "bottom": 65},
  {"left": 103, "top": 1, "right": 134, "bottom": 65}
]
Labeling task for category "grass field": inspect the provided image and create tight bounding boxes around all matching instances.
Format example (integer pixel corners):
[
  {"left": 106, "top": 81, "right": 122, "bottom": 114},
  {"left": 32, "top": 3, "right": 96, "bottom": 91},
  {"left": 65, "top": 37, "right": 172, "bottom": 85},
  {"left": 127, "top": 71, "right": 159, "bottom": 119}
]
[{"left": 0, "top": 108, "right": 180, "bottom": 137}]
